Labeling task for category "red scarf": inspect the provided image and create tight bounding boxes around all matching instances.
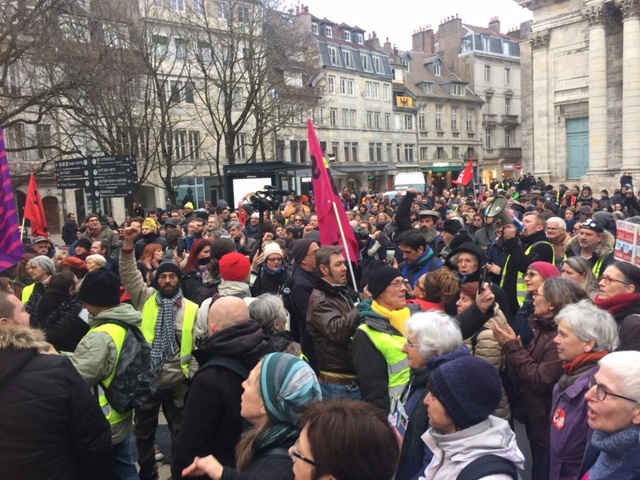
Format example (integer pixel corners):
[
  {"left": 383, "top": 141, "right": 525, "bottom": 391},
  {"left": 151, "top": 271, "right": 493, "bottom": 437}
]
[
  {"left": 594, "top": 292, "right": 640, "bottom": 314},
  {"left": 562, "top": 350, "right": 608, "bottom": 374}
]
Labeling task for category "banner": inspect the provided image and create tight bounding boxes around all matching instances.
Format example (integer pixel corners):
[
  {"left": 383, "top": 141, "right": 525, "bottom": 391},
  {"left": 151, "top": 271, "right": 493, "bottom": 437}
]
[
  {"left": 453, "top": 159, "right": 474, "bottom": 186},
  {"left": 307, "top": 119, "right": 359, "bottom": 265},
  {"left": 0, "top": 127, "right": 25, "bottom": 270},
  {"left": 24, "top": 173, "right": 48, "bottom": 238}
]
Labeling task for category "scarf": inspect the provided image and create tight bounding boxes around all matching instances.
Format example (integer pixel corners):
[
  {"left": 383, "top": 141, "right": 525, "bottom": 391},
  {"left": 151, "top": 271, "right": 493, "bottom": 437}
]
[
  {"left": 589, "top": 425, "right": 640, "bottom": 480},
  {"left": 594, "top": 293, "right": 640, "bottom": 315},
  {"left": 372, "top": 300, "right": 410, "bottom": 334},
  {"left": 264, "top": 264, "right": 285, "bottom": 276},
  {"left": 254, "top": 423, "right": 300, "bottom": 452},
  {"left": 557, "top": 351, "right": 608, "bottom": 391},
  {"left": 151, "top": 290, "right": 182, "bottom": 373}
]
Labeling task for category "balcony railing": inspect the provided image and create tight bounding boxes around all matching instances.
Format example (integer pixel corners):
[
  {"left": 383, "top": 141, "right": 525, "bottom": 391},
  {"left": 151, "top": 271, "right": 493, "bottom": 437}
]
[
  {"left": 500, "top": 148, "right": 522, "bottom": 159},
  {"left": 502, "top": 115, "right": 519, "bottom": 125},
  {"left": 482, "top": 114, "right": 497, "bottom": 126}
]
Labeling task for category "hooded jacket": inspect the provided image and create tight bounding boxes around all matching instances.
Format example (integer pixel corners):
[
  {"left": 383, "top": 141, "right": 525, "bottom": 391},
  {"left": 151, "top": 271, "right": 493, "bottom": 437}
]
[
  {"left": 565, "top": 230, "right": 615, "bottom": 275},
  {"left": 171, "top": 320, "right": 275, "bottom": 479},
  {"left": 0, "top": 326, "right": 112, "bottom": 480},
  {"left": 63, "top": 302, "right": 142, "bottom": 444},
  {"left": 420, "top": 416, "right": 525, "bottom": 480}
]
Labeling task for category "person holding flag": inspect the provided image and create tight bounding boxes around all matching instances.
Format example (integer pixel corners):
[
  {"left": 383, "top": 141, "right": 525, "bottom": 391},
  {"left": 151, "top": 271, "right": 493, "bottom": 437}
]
[{"left": 24, "top": 173, "right": 49, "bottom": 239}]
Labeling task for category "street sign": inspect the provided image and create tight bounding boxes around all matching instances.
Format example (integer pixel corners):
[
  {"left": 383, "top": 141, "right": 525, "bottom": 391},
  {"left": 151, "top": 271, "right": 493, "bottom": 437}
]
[
  {"left": 516, "top": 162, "right": 522, "bottom": 170},
  {"left": 55, "top": 155, "right": 138, "bottom": 197}
]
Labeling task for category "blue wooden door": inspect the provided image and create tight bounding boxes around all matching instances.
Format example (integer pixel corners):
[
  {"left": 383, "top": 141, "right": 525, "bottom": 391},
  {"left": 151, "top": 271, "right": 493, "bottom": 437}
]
[{"left": 566, "top": 118, "right": 589, "bottom": 179}]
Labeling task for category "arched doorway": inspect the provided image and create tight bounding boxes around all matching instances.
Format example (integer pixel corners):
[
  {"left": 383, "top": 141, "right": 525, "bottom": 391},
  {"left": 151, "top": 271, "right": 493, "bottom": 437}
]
[{"left": 42, "top": 196, "right": 60, "bottom": 234}]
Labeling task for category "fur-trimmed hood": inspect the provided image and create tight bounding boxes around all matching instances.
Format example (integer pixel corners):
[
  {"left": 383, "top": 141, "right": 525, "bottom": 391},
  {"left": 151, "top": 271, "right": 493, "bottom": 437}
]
[
  {"left": 0, "top": 325, "right": 49, "bottom": 351},
  {"left": 566, "top": 229, "right": 615, "bottom": 259}
]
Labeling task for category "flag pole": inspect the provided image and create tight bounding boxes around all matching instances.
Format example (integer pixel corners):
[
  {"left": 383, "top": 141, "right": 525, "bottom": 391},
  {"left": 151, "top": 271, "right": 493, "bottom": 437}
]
[{"left": 330, "top": 200, "right": 358, "bottom": 291}]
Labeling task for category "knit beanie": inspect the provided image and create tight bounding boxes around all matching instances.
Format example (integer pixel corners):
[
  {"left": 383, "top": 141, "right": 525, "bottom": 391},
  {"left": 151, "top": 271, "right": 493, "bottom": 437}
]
[
  {"left": 78, "top": 270, "right": 121, "bottom": 307},
  {"left": 142, "top": 217, "right": 158, "bottom": 232},
  {"left": 30, "top": 255, "right": 55, "bottom": 276},
  {"left": 366, "top": 260, "right": 403, "bottom": 299},
  {"left": 219, "top": 252, "right": 251, "bottom": 282},
  {"left": 443, "top": 219, "right": 463, "bottom": 236},
  {"left": 262, "top": 242, "right": 283, "bottom": 260},
  {"left": 429, "top": 355, "right": 502, "bottom": 430},
  {"left": 155, "top": 260, "right": 182, "bottom": 279},
  {"left": 291, "top": 238, "right": 317, "bottom": 265},
  {"left": 75, "top": 237, "right": 93, "bottom": 251},
  {"left": 260, "top": 352, "right": 322, "bottom": 427},
  {"left": 529, "top": 261, "right": 560, "bottom": 280}
]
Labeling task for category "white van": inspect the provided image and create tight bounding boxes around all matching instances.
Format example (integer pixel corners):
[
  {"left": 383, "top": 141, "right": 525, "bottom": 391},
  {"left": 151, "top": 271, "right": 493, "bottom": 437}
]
[{"left": 394, "top": 172, "right": 426, "bottom": 192}]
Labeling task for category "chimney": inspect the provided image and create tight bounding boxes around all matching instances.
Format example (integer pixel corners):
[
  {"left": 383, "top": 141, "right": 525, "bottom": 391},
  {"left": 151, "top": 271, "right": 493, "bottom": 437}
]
[
  {"left": 366, "top": 31, "right": 381, "bottom": 50},
  {"left": 489, "top": 16, "right": 500, "bottom": 34},
  {"left": 412, "top": 26, "right": 435, "bottom": 53},
  {"left": 383, "top": 37, "right": 392, "bottom": 55}
]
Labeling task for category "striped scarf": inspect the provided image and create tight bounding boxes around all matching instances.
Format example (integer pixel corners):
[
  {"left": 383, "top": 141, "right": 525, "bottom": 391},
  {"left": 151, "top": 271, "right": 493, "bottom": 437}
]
[{"left": 150, "top": 290, "right": 181, "bottom": 373}]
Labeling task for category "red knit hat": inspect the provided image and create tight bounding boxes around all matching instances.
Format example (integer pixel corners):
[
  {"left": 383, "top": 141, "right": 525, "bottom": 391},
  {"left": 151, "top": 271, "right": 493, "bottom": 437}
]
[
  {"left": 219, "top": 252, "right": 251, "bottom": 282},
  {"left": 529, "top": 261, "right": 560, "bottom": 280}
]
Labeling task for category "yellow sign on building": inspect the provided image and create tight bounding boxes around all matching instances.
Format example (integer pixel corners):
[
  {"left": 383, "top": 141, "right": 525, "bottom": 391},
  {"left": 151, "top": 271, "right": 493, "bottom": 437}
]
[{"left": 396, "top": 96, "right": 414, "bottom": 108}]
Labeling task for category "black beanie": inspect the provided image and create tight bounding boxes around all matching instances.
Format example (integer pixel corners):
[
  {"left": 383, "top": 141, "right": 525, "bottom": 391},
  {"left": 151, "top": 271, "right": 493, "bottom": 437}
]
[
  {"left": 76, "top": 237, "right": 92, "bottom": 251},
  {"left": 78, "top": 270, "right": 121, "bottom": 307},
  {"left": 442, "top": 219, "right": 463, "bottom": 236},
  {"left": 429, "top": 355, "right": 502, "bottom": 430},
  {"left": 366, "top": 260, "right": 403, "bottom": 299},
  {"left": 155, "top": 260, "right": 182, "bottom": 279},
  {"left": 291, "top": 238, "right": 317, "bottom": 265}
]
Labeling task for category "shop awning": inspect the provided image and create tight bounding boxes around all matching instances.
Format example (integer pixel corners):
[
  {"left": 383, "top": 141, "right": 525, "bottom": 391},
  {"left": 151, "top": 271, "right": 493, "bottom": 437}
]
[
  {"left": 422, "top": 166, "right": 465, "bottom": 173},
  {"left": 332, "top": 165, "right": 394, "bottom": 173}
]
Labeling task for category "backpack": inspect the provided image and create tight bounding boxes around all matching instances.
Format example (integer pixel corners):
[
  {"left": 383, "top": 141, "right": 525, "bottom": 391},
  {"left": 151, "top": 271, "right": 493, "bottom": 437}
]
[
  {"left": 456, "top": 454, "right": 518, "bottom": 480},
  {"left": 99, "top": 319, "right": 157, "bottom": 413}
]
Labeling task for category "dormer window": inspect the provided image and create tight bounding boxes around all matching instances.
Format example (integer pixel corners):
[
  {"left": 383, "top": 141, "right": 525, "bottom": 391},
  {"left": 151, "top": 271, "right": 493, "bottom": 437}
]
[
  {"left": 312, "top": 22, "right": 318, "bottom": 34},
  {"left": 373, "top": 56, "right": 382, "bottom": 73},
  {"left": 355, "top": 33, "right": 364, "bottom": 44},
  {"left": 482, "top": 36, "right": 490, "bottom": 51},
  {"left": 450, "top": 84, "right": 465, "bottom": 96},
  {"left": 325, "top": 26, "right": 333, "bottom": 37},
  {"left": 422, "top": 83, "right": 433, "bottom": 94},
  {"left": 433, "top": 63, "right": 441, "bottom": 76},
  {"left": 343, "top": 30, "right": 351, "bottom": 41},
  {"left": 403, "top": 59, "right": 411, "bottom": 73}
]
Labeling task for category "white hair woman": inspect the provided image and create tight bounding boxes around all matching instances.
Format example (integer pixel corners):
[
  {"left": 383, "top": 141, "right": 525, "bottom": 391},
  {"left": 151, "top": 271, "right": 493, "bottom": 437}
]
[
  {"left": 549, "top": 301, "right": 619, "bottom": 480},
  {"left": 576, "top": 351, "right": 640, "bottom": 478},
  {"left": 85, "top": 254, "right": 106, "bottom": 273},
  {"left": 395, "top": 311, "right": 468, "bottom": 480}
]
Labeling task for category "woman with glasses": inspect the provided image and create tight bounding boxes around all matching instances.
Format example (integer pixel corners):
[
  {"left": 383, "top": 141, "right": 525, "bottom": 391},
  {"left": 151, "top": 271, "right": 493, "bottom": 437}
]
[
  {"left": 395, "top": 311, "right": 469, "bottom": 480},
  {"left": 576, "top": 351, "right": 640, "bottom": 478},
  {"left": 181, "top": 353, "right": 321, "bottom": 480},
  {"left": 250, "top": 242, "right": 291, "bottom": 297},
  {"left": 561, "top": 256, "right": 599, "bottom": 299},
  {"left": 491, "top": 277, "right": 590, "bottom": 480},
  {"left": 292, "top": 398, "right": 399, "bottom": 480},
  {"left": 549, "top": 301, "right": 619, "bottom": 480},
  {"left": 593, "top": 261, "right": 640, "bottom": 351}
]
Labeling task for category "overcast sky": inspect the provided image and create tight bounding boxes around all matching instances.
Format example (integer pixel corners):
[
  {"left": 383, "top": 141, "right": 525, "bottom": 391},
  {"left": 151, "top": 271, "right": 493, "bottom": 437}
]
[{"left": 299, "top": 0, "right": 533, "bottom": 50}]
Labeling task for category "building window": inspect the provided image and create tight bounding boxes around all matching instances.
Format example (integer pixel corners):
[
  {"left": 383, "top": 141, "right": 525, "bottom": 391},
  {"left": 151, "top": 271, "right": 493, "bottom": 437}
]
[
  {"left": 450, "top": 84, "right": 464, "bottom": 96},
  {"left": 404, "top": 114, "right": 413, "bottom": 130},
  {"left": 325, "top": 25, "right": 333, "bottom": 37},
  {"left": 175, "top": 39, "right": 188, "bottom": 61},
  {"left": 467, "top": 147, "right": 475, "bottom": 159},
  {"left": 355, "top": 33, "right": 364, "bottom": 44},
  {"left": 330, "top": 108, "right": 337, "bottom": 126},
  {"left": 340, "top": 77, "right": 347, "bottom": 95},
  {"left": 435, "top": 106, "right": 442, "bottom": 131},
  {"left": 422, "top": 83, "right": 433, "bottom": 94},
  {"left": 349, "top": 109, "right": 356, "bottom": 127},
  {"left": 383, "top": 84, "right": 390, "bottom": 100},
  {"left": 420, "top": 146, "right": 428, "bottom": 160},
  {"left": 366, "top": 111, "right": 373, "bottom": 128},
  {"left": 170, "top": 80, "right": 182, "bottom": 103},
  {"left": 311, "top": 22, "right": 318, "bottom": 34},
  {"left": 387, "top": 143, "right": 392, "bottom": 161},
  {"left": 485, "top": 128, "right": 493, "bottom": 149},
  {"left": 452, "top": 146, "right": 459, "bottom": 159},
  {"left": 193, "top": 0, "right": 205, "bottom": 15},
  {"left": 404, "top": 144, "right": 414, "bottom": 162},
  {"left": 373, "top": 56, "right": 382, "bottom": 73},
  {"left": 174, "top": 130, "right": 187, "bottom": 158},
  {"left": 504, "top": 68, "right": 511, "bottom": 85},
  {"left": 36, "top": 124, "right": 51, "bottom": 160},
  {"left": 343, "top": 49, "right": 352, "bottom": 68},
  {"left": 341, "top": 109, "right": 348, "bottom": 127},
  {"left": 218, "top": 0, "right": 229, "bottom": 19},
  {"left": 328, "top": 75, "right": 335, "bottom": 93},
  {"left": 343, "top": 144, "right": 350, "bottom": 162},
  {"left": 484, "top": 65, "right": 491, "bottom": 82},
  {"left": 433, "top": 63, "right": 441, "bottom": 76},
  {"left": 485, "top": 96, "right": 492, "bottom": 114},
  {"left": 451, "top": 107, "right": 458, "bottom": 131},
  {"left": 503, "top": 40, "right": 510, "bottom": 56},
  {"left": 347, "top": 79, "right": 354, "bottom": 96},
  {"left": 365, "top": 81, "right": 372, "bottom": 99},
  {"left": 369, "top": 142, "right": 375, "bottom": 161},
  {"left": 189, "top": 131, "right": 200, "bottom": 159},
  {"left": 466, "top": 109, "right": 474, "bottom": 132},
  {"left": 418, "top": 107, "right": 426, "bottom": 130},
  {"left": 185, "top": 81, "right": 195, "bottom": 103},
  {"left": 396, "top": 144, "right": 401, "bottom": 162},
  {"left": 343, "top": 30, "right": 351, "bottom": 41},
  {"left": 153, "top": 35, "right": 169, "bottom": 57},
  {"left": 331, "top": 142, "right": 339, "bottom": 161},
  {"left": 374, "top": 112, "right": 380, "bottom": 129},
  {"left": 504, "top": 127, "right": 512, "bottom": 148},
  {"left": 437, "top": 147, "right": 444, "bottom": 159},
  {"left": 199, "top": 42, "right": 212, "bottom": 62},
  {"left": 328, "top": 47, "right": 338, "bottom": 65},
  {"left": 385, "top": 113, "right": 391, "bottom": 130},
  {"left": 361, "top": 54, "right": 369, "bottom": 71},
  {"left": 372, "top": 83, "right": 379, "bottom": 99},
  {"left": 505, "top": 97, "right": 511, "bottom": 115},
  {"left": 482, "top": 36, "right": 490, "bottom": 51},
  {"left": 170, "top": 0, "right": 185, "bottom": 11},
  {"left": 403, "top": 59, "right": 411, "bottom": 73}
]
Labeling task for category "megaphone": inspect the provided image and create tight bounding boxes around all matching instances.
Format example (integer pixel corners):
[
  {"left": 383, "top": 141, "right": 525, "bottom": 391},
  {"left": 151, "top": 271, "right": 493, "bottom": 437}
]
[{"left": 484, "top": 197, "right": 525, "bottom": 233}]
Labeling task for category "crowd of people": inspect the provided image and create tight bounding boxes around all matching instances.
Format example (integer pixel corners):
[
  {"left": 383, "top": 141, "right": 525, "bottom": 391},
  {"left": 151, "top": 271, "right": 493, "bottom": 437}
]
[{"left": 2, "top": 173, "right": 640, "bottom": 480}]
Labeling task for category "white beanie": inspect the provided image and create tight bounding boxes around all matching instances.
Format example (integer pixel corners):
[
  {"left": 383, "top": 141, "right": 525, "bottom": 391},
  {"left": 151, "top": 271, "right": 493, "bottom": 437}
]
[{"left": 262, "top": 242, "right": 283, "bottom": 260}]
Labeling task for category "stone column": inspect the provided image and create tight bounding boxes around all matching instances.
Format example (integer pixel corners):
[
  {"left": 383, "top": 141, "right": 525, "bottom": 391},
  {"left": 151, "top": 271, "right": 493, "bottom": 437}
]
[
  {"left": 619, "top": 0, "right": 640, "bottom": 172},
  {"left": 530, "top": 31, "right": 551, "bottom": 178},
  {"left": 583, "top": 5, "right": 609, "bottom": 175}
]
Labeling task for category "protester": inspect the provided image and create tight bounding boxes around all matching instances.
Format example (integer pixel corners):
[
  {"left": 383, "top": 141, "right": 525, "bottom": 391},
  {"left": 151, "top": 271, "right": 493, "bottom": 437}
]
[
  {"left": 22, "top": 255, "right": 55, "bottom": 317},
  {"left": 561, "top": 256, "right": 599, "bottom": 298},
  {"left": 408, "top": 267, "right": 459, "bottom": 311}
]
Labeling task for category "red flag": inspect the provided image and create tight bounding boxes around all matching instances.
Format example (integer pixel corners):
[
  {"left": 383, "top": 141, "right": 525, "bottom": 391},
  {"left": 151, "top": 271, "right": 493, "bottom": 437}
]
[
  {"left": 24, "top": 174, "right": 48, "bottom": 238},
  {"left": 308, "top": 119, "right": 359, "bottom": 265},
  {"left": 453, "top": 159, "right": 474, "bottom": 186},
  {"left": 237, "top": 201, "right": 247, "bottom": 227}
]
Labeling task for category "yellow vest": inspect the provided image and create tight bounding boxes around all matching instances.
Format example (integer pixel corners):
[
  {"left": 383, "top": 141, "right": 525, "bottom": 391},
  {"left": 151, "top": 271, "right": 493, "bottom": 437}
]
[
  {"left": 21, "top": 283, "right": 35, "bottom": 304},
  {"left": 502, "top": 242, "right": 556, "bottom": 307},
  {"left": 140, "top": 292, "right": 198, "bottom": 378},
  {"left": 90, "top": 323, "right": 132, "bottom": 425},
  {"left": 357, "top": 324, "right": 410, "bottom": 405}
]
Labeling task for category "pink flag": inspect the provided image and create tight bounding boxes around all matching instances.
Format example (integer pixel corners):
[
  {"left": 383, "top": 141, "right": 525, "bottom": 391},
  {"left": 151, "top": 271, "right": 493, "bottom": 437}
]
[
  {"left": 0, "top": 127, "right": 25, "bottom": 270},
  {"left": 307, "top": 119, "right": 359, "bottom": 265}
]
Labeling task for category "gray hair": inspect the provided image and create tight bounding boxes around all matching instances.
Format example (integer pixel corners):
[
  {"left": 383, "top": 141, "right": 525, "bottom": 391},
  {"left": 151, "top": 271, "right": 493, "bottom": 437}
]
[
  {"left": 598, "top": 351, "right": 640, "bottom": 404},
  {"left": 248, "top": 293, "right": 288, "bottom": 334},
  {"left": 405, "top": 311, "right": 462, "bottom": 359},
  {"left": 547, "top": 217, "right": 567, "bottom": 231},
  {"left": 555, "top": 300, "right": 619, "bottom": 352},
  {"left": 29, "top": 255, "right": 56, "bottom": 276},
  {"left": 85, "top": 254, "right": 106, "bottom": 268},
  {"left": 226, "top": 221, "right": 243, "bottom": 231}
]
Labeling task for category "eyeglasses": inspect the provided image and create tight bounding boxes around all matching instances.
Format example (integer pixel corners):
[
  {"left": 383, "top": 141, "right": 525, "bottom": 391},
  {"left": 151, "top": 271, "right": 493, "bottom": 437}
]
[
  {"left": 266, "top": 256, "right": 282, "bottom": 263},
  {"left": 588, "top": 375, "right": 637, "bottom": 403},
  {"left": 291, "top": 439, "right": 317, "bottom": 467},
  {"left": 600, "top": 275, "right": 628, "bottom": 286},
  {"left": 389, "top": 279, "right": 408, "bottom": 289},
  {"left": 293, "top": 218, "right": 304, "bottom": 223},
  {"left": 405, "top": 341, "right": 420, "bottom": 349},
  {"left": 525, "top": 271, "right": 540, "bottom": 279}
]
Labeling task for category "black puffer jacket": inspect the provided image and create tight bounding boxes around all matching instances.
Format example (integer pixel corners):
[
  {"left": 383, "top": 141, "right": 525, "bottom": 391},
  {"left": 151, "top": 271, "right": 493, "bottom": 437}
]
[
  {"left": 30, "top": 294, "right": 89, "bottom": 352},
  {"left": 172, "top": 320, "right": 275, "bottom": 480},
  {"left": 0, "top": 326, "right": 112, "bottom": 480}
]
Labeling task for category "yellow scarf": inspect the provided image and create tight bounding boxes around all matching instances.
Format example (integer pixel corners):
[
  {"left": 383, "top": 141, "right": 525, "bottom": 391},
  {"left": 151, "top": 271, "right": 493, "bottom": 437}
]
[{"left": 372, "top": 300, "right": 411, "bottom": 335}]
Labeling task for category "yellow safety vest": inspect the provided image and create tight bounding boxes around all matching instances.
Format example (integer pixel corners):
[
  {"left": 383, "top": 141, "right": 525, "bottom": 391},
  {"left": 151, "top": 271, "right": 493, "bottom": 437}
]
[
  {"left": 501, "top": 242, "right": 555, "bottom": 308},
  {"left": 21, "top": 283, "right": 35, "bottom": 304},
  {"left": 357, "top": 323, "right": 410, "bottom": 405},
  {"left": 140, "top": 292, "right": 198, "bottom": 378},
  {"left": 91, "top": 323, "right": 132, "bottom": 425},
  {"left": 562, "top": 253, "right": 608, "bottom": 280}
]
